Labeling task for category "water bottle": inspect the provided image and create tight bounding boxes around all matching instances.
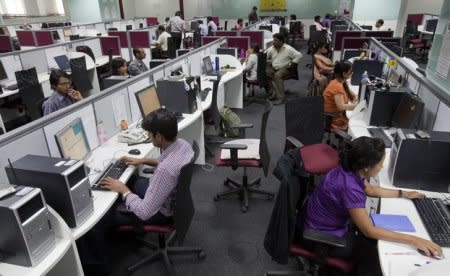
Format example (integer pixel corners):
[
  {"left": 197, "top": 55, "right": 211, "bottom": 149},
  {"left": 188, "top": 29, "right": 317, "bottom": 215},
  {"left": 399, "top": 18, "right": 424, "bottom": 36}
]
[
  {"left": 97, "top": 120, "right": 109, "bottom": 144},
  {"left": 215, "top": 56, "right": 220, "bottom": 72},
  {"left": 240, "top": 48, "right": 245, "bottom": 59},
  {"left": 361, "top": 70, "right": 369, "bottom": 84}
]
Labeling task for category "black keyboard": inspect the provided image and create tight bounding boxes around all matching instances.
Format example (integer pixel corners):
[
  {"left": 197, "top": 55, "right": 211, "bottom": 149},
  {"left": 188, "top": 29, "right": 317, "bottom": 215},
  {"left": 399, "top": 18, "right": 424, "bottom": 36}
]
[
  {"left": 368, "top": 128, "right": 392, "bottom": 148},
  {"left": 91, "top": 161, "right": 128, "bottom": 191},
  {"left": 413, "top": 198, "right": 450, "bottom": 247},
  {"left": 199, "top": 88, "right": 211, "bottom": 101}
]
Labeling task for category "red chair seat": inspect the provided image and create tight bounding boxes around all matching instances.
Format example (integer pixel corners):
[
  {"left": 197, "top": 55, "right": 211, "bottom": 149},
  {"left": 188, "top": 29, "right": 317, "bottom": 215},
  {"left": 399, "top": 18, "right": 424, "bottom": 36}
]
[
  {"left": 290, "top": 244, "right": 354, "bottom": 273},
  {"left": 116, "top": 224, "right": 174, "bottom": 233},
  {"left": 215, "top": 151, "right": 261, "bottom": 168},
  {"left": 300, "top": 144, "right": 339, "bottom": 174},
  {"left": 247, "top": 79, "right": 258, "bottom": 85}
]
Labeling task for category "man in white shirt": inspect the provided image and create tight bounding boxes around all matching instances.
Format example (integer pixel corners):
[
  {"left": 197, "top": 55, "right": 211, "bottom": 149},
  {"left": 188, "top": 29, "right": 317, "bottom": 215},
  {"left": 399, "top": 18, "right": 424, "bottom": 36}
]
[
  {"left": 152, "top": 25, "right": 172, "bottom": 56},
  {"left": 198, "top": 20, "right": 208, "bottom": 36},
  {"left": 169, "top": 11, "right": 185, "bottom": 49},
  {"left": 266, "top": 33, "right": 302, "bottom": 104},
  {"left": 314, "top": 15, "right": 327, "bottom": 32},
  {"left": 375, "top": 19, "right": 385, "bottom": 30},
  {"left": 207, "top": 16, "right": 218, "bottom": 34}
]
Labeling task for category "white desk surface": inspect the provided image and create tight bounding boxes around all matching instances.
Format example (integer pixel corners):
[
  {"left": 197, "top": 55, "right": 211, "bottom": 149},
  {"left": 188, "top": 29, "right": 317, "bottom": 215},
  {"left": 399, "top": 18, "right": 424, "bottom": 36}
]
[{"left": 349, "top": 123, "right": 450, "bottom": 276}]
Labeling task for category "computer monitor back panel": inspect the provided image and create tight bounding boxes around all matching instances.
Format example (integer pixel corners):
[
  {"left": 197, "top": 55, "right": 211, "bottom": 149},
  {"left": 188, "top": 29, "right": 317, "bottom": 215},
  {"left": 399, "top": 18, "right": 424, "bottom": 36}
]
[
  {"left": 216, "top": 47, "right": 238, "bottom": 58},
  {"left": 364, "top": 87, "right": 405, "bottom": 127},
  {"left": 391, "top": 93, "right": 424, "bottom": 129},
  {"left": 351, "top": 60, "right": 384, "bottom": 85},
  {"left": 156, "top": 79, "right": 197, "bottom": 114}
]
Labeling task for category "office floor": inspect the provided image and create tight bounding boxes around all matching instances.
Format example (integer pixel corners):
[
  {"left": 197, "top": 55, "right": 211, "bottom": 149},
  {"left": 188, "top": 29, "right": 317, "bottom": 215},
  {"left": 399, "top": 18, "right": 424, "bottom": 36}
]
[{"left": 108, "top": 40, "right": 311, "bottom": 276}]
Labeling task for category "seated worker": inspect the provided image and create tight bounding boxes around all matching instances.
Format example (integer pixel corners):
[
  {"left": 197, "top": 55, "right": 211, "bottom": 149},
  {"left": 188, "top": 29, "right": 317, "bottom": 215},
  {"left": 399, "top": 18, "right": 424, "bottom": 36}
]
[
  {"left": 42, "top": 69, "right": 83, "bottom": 116},
  {"left": 314, "top": 15, "right": 327, "bottom": 32},
  {"left": 312, "top": 42, "right": 334, "bottom": 94},
  {"left": 111, "top": 57, "right": 128, "bottom": 76},
  {"left": 128, "top": 48, "right": 148, "bottom": 76},
  {"left": 248, "top": 6, "right": 258, "bottom": 24},
  {"left": 198, "top": 20, "right": 208, "bottom": 36},
  {"left": 322, "top": 13, "right": 332, "bottom": 30},
  {"left": 101, "top": 108, "right": 194, "bottom": 225},
  {"left": 323, "top": 60, "right": 358, "bottom": 131},
  {"left": 298, "top": 136, "right": 442, "bottom": 274},
  {"left": 243, "top": 44, "right": 260, "bottom": 82},
  {"left": 151, "top": 25, "right": 172, "bottom": 57},
  {"left": 207, "top": 16, "right": 218, "bottom": 34},
  {"left": 266, "top": 33, "right": 303, "bottom": 105},
  {"left": 375, "top": 19, "right": 385, "bottom": 30},
  {"left": 234, "top": 18, "right": 244, "bottom": 31}
]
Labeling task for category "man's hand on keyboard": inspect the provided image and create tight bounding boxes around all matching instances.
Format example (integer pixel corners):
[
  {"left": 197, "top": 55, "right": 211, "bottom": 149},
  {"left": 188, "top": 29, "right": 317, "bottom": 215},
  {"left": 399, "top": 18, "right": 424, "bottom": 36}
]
[
  {"left": 404, "top": 191, "right": 426, "bottom": 199},
  {"left": 120, "top": 156, "right": 143, "bottom": 165},
  {"left": 100, "top": 177, "right": 129, "bottom": 194}
]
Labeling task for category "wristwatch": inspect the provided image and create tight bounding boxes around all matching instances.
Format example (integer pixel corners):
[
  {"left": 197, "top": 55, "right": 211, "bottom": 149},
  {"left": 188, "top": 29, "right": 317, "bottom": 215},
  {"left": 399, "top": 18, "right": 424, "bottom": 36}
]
[
  {"left": 122, "top": 191, "right": 131, "bottom": 200},
  {"left": 398, "top": 189, "right": 403, "bottom": 198}
]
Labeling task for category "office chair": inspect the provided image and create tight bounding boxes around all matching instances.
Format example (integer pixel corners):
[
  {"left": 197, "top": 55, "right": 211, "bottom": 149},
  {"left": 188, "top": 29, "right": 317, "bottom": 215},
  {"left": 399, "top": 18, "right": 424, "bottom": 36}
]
[
  {"left": 265, "top": 148, "right": 354, "bottom": 276},
  {"left": 76, "top": 45, "right": 96, "bottom": 63},
  {"left": 116, "top": 142, "right": 205, "bottom": 275},
  {"left": 37, "top": 97, "right": 49, "bottom": 117},
  {"left": 15, "top": 67, "right": 45, "bottom": 121},
  {"left": 167, "top": 37, "right": 177, "bottom": 59},
  {"left": 246, "top": 52, "right": 267, "bottom": 100},
  {"left": 70, "top": 56, "right": 93, "bottom": 97},
  {"left": 214, "top": 99, "right": 274, "bottom": 212},
  {"left": 288, "top": 21, "right": 304, "bottom": 45}
]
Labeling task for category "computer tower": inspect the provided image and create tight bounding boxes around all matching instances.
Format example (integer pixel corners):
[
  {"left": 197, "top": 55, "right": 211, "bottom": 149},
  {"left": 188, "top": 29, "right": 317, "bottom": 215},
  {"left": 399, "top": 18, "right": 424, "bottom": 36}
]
[
  {"left": 388, "top": 129, "right": 450, "bottom": 193},
  {"left": 156, "top": 79, "right": 197, "bottom": 114},
  {"left": 150, "top": 59, "right": 169, "bottom": 68},
  {"left": 364, "top": 87, "right": 405, "bottom": 127},
  {"left": 6, "top": 155, "right": 94, "bottom": 228},
  {"left": 0, "top": 186, "right": 55, "bottom": 266},
  {"left": 102, "top": 75, "right": 128, "bottom": 90}
]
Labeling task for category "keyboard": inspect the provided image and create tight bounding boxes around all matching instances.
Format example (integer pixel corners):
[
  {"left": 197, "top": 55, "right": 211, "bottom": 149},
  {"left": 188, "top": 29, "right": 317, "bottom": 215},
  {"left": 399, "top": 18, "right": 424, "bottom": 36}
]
[
  {"left": 413, "top": 198, "right": 450, "bottom": 247},
  {"left": 199, "top": 88, "right": 211, "bottom": 101},
  {"left": 368, "top": 128, "right": 392, "bottom": 148},
  {"left": 91, "top": 160, "right": 128, "bottom": 191}
]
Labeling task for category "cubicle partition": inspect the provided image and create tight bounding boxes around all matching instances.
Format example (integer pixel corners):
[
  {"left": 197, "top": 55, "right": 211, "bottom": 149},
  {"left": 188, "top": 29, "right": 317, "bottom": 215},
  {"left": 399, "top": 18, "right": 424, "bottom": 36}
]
[
  {"left": 146, "top": 17, "right": 158, "bottom": 27},
  {"left": 35, "top": 31, "right": 55, "bottom": 46},
  {"left": 240, "top": 31, "right": 264, "bottom": 49},
  {"left": 16, "top": 30, "right": 36, "bottom": 47},
  {"left": 100, "top": 36, "right": 121, "bottom": 56},
  {"left": 215, "top": 31, "right": 238, "bottom": 37},
  {"left": 0, "top": 35, "right": 14, "bottom": 53}
]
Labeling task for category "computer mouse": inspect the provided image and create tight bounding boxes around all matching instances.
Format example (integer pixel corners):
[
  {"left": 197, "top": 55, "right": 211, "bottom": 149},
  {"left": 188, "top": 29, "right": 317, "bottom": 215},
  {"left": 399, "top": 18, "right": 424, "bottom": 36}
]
[
  {"left": 128, "top": 149, "right": 141, "bottom": 155},
  {"left": 417, "top": 249, "right": 444, "bottom": 260},
  {"left": 142, "top": 167, "right": 155, "bottom": 174}
]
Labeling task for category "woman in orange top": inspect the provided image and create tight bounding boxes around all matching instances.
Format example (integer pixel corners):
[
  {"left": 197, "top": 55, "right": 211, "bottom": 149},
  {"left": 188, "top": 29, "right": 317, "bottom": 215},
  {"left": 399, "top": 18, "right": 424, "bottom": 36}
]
[{"left": 323, "top": 60, "right": 358, "bottom": 131}]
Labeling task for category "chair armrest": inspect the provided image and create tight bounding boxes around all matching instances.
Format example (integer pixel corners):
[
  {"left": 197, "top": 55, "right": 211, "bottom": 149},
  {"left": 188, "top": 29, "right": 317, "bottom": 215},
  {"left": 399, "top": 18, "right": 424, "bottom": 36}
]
[
  {"left": 220, "top": 143, "right": 248, "bottom": 150},
  {"left": 220, "top": 143, "right": 248, "bottom": 170},
  {"left": 303, "top": 229, "right": 346, "bottom": 248},
  {"left": 332, "top": 129, "right": 352, "bottom": 140},
  {"left": 229, "top": 123, "right": 253, "bottom": 129},
  {"left": 116, "top": 203, "right": 132, "bottom": 214},
  {"left": 286, "top": 136, "right": 304, "bottom": 148}
]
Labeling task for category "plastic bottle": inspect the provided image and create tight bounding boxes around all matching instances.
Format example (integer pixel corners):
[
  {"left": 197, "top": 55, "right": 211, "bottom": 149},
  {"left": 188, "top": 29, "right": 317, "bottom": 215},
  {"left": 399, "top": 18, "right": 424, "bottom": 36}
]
[
  {"left": 215, "top": 56, "right": 220, "bottom": 72},
  {"left": 361, "top": 70, "right": 369, "bottom": 84},
  {"left": 240, "top": 48, "right": 245, "bottom": 59},
  {"left": 97, "top": 120, "right": 109, "bottom": 144}
]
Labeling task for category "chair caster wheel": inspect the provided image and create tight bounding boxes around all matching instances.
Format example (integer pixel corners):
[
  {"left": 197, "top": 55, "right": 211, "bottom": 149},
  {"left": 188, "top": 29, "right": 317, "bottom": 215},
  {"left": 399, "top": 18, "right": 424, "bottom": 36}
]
[
  {"left": 214, "top": 195, "right": 220, "bottom": 201},
  {"left": 198, "top": 251, "right": 206, "bottom": 260},
  {"left": 241, "top": 206, "right": 248, "bottom": 213}
]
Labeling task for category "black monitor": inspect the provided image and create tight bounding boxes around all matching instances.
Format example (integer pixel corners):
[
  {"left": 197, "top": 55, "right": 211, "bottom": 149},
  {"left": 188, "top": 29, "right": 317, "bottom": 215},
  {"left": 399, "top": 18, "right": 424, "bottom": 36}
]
[
  {"left": 392, "top": 93, "right": 424, "bottom": 129},
  {"left": 425, "top": 19, "right": 438, "bottom": 33},
  {"left": 126, "top": 25, "right": 132, "bottom": 31},
  {"left": 52, "top": 31, "right": 60, "bottom": 40},
  {"left": 134, "top": 85, "right": 161, "bottom": 119},
  {"left": 343, "top": 49, "right": 362, "bottom": 60},
  {"left": 54, "top": 118, "right": 91, "bottom": 160},
  {"left": 216, "top": 47, "right": 238, "bottom": 58},
  {"left": 0, "top": 60, "right": 8, "bottom": 81},
  {"left": 259, "top": 25, "right": 273, "bottom": 32},
  {"left": 386, "top": 44, "right": 404, "bottom": 57},
  {"left": 139, "top": 23, "right": 144, "bottom": 29},
  {"left": 176, "top": 49, "right": 190, "bottom": 57},
  {"left": 360, "top": 25, "right": 373, "bottom": 30},
  {"left": 69, "top": 34, "right": 80, "bottom": 41},
  {"left": 149, "top": 59, "right": 169, "bottom": 68},
  {"left": 351, "top": 60, "right": 384, "bottom": 85}
]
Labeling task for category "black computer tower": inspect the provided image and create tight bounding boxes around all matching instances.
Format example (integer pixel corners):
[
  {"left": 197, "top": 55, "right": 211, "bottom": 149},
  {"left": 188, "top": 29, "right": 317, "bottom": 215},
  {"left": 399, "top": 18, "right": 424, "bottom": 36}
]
[
  {"left": 364, "top": 87, "right": 405, "bottom": 127},
  {"left": 156, "top": 79, "right": 197, "bottom": 114},
  {"left": 6, "top": 155, "right": 94, "bottom": 228}
]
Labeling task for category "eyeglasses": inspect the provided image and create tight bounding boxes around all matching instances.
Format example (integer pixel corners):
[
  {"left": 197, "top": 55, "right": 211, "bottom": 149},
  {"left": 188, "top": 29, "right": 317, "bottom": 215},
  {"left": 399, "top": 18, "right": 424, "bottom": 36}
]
[{"left": 58, "top": 81, "right": 72, "bottom": 86}]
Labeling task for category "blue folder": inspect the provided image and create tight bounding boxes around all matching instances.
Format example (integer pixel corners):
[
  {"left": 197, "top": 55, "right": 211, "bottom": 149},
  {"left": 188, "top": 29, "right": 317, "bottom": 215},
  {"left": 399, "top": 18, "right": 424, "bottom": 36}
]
[{"left": 370, "top": 214, "right": 416, "bottom": 232}]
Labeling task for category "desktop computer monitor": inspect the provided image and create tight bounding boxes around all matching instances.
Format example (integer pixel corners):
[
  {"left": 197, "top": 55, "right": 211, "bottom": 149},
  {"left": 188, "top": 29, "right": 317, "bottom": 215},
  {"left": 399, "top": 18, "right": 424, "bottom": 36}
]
[
  {"left": 126, "top": 25, "right": 132, "bottom": 31},
  {"left": 216, "top": 47, "right": 238, "bottom": 58},
  {"left": 259, "top": 25, "right": 273, "bottom": 32},
  {"left": 360, "top": 25, "right": 373, "bottom": 30},
  {"left": 150, "top": 59, "right": 169, "bottom": 68},
  {"left": 176, "top": 49, "right": 190, "bottom": 57},
  {"left": 351, "top": 60, "right": 384, "bottom": 85},
  {"left": 391, "top": 93, "right": 424, "bottom": 129},
  {"left": 54, "top": 55, "right": 71, "bottom": 71},
  {"left": 52, "top": 31, "right": 60, "bottom": 41},
  {"left": 54, "top": 118, "right": 91, "bottom": 160},
  {"left": 63, "top": 27, "right": 72, "bottom": 37},
  {"left": 343, "top": 49, "right": 361, "bottom": 60},
  {"left": 134, "top": 85, "right": 161, "bottom": 119},
  {"left": 425, "top": 19, "right": 438, "bottom": 33},
  {"left": 69, "top": 34, "right": 80, "bottom": 41},
  {"left": 0, "top": 60, "right": 8, "bottom": 81}
]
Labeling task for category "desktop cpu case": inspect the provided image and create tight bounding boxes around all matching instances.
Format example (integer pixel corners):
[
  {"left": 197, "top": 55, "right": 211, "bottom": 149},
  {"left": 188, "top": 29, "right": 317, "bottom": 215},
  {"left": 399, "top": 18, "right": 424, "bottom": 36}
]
[
  {"left": 388, "top": 129, "right": 450, "bottom": 193},
  {"left": 6, "top": 155, "right": 94, "bottom": 228},
  {"left": 156, "top": 79, "right": 197, "bottom": 114},
  {"left": 0, "top": 186, "right": 56, "bottom": 266}
]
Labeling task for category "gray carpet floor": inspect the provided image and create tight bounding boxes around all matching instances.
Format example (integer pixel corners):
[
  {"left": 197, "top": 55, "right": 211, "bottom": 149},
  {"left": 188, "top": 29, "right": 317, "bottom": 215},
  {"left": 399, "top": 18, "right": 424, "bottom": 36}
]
[{"left": 109, "top": 40, "right": 312, "bottom": 276}]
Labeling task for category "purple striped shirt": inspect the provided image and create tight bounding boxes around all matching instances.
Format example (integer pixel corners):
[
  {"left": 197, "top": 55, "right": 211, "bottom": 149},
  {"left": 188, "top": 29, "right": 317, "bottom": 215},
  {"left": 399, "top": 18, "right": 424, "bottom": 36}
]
[
  {"left": 302, "top": 165, "right": 366, "bottom": 238},
  {"left": 125, "top": 139, "right": 194, "bottom": 220}
]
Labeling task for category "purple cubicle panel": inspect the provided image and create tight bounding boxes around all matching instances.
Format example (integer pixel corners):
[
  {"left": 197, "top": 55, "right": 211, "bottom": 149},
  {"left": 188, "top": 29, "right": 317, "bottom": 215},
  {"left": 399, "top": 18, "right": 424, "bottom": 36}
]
[
  {"left": 333, "top": 31, "right": 362, "bottom": 51},
  {"left": 215, "top": 31, "right": 238, "bottom": 37},
  {"left": 108, "top": 31, "right": 128, "bottom": 48},
  {"left": 35, "top": 31, "right": 54, "bottom": 46},
  {"left": 364, "top": 31, "right": 393, "bottom": 38},
  {"left": 342, "top": 37, "right": 370, "bottom": 50},
  {"left": 240, "top": 31, "right": 264, "bottom": 49},
  {"left": 376, "top": 37, "right": 401, "bottom": 46},
  {"left": 211, "top": 16, "right": 220, "bottom": 26},
  {"left": 202, "top": 36, "right": 221, "bottom": 46},
  {"left": 407, "top": 14, "right": 424, "bottom": 25},
  {"left": 100, "top": 36, "right": 121, "bottom": 56},
  {"left": 130, "top": 31, "right": 150, "bottom": 48},
  {"left": 146, "top": 17, "right": 158, "bottom": 26},
  {"left": 0, "top": 35, "right": 13, "bottom": 52},
  {"left": 16, "top": 30, "right": 35, "bottom": 46},
  {"left": 227, "top": 36, "right": 250, "bottom": 55}
]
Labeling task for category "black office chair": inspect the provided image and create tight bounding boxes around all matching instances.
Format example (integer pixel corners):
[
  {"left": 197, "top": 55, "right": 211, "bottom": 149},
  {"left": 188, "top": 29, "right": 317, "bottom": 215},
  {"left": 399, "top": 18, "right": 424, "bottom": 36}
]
[
  {"left": 167, "top": 37, "right": 177, "bottom": 59},
  {"left": 37, "top": 97, "right": 49, "bottom": 117},
  {"left": 116, "top": 142, "right": 205, "bottom": 275},
  {"left": 214, "top": 99, "right": 274, "bottom": 212},
  {"left": 70, "top": 56, "right": 93, "bottom": 97},
  {"left": 76, "top": 45, "right": 96, "bottom": 63},
  {"left": 246, "top": 52, "right": 268, "bottom": 100},
  {"left": 15, "top": 67, "right": 45, "bottom": 121}
]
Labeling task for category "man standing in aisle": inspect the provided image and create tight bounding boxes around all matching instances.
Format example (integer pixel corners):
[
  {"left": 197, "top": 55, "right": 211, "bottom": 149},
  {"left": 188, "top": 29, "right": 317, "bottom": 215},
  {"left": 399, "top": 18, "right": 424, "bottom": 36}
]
[
  {"left": 248, "top": 6, "right": 258, "bottom": 24},
  {"left": 266, "top": 33, "right": 302, "bottom": 105},
  {"left": 207, "top": 16, "right": 218, "bottom": 34},
  {"left": 128, "top": 48, "right": 149, "bottom": 76},
  {"left": 169, "top": 11, "right": 185, "bottom": 49}
]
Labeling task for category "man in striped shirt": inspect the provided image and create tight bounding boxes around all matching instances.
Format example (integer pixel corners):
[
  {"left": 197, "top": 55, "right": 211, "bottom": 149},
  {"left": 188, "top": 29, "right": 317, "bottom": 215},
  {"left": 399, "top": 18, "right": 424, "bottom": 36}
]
[{"left": 101, "top": 108, "right": 194, "bottom": 225}]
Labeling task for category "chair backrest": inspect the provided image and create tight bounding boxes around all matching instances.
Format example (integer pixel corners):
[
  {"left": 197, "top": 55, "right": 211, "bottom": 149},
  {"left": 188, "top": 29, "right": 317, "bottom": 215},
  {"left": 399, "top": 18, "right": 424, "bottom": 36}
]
[
  {"left": 173, "top": 141, "right": 198, "bottom": 245},
  {"left": 15, "top": 67, "right": 44, "bottom": 121},
  {"left": 76, "top": 45, "right": 96, "bottom": 63},
  {"left": 285, "top": 96, "right": 324, "bottom": 146},
  {"left": 70, "top": 56, "right": 93, "bottom": 96},
  {"left": 257, "top": 99, "right": 273, "bottom": 177},
  {"left": 211, "top": 78, "right": 222, "bottom": 130},
  {"left": 289, "top": 21, "right": 302, "bottom": 35},
  {"left": 256, "top": 52, "right": 267, "bottom": 87},
  {"left": 167, "top": 37, "right": 176, "bottom": 58},
  {"left": 224, "top": 20, "right": 228, "bottom": 31},
  {"left": 37, "top": 97, "right": 48, "bottom": 117}
]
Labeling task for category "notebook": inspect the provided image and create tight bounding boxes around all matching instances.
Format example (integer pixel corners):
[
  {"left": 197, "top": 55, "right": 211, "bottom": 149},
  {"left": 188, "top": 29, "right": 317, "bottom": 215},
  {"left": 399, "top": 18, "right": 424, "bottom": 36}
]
[{"left": 370, "top": 214, "right": 415, "bottom": 232}]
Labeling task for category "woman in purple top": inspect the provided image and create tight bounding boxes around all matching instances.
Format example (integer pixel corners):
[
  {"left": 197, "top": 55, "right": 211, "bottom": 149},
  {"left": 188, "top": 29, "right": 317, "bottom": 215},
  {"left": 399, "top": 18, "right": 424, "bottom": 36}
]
[{"left": 299, "top": 137, "right": 442, "bottom": 273}]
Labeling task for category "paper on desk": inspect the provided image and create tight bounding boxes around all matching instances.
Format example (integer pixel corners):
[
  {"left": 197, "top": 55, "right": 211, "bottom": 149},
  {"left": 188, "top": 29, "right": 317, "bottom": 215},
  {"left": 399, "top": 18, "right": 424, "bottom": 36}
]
[
  {"left": 112, "top": 93, "right": 127, "bottom": 127},
  {"left": 347, "top": 100, "right": 366, "bottom": 119}
]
